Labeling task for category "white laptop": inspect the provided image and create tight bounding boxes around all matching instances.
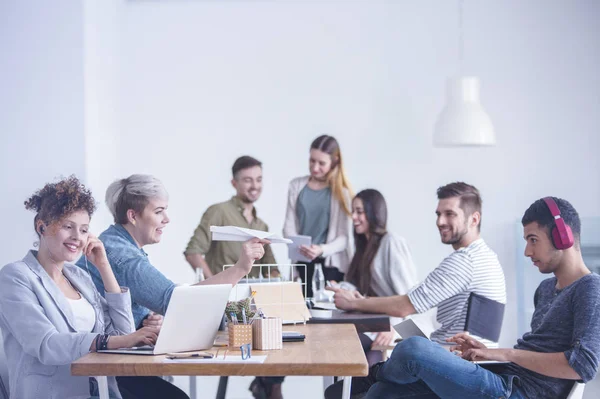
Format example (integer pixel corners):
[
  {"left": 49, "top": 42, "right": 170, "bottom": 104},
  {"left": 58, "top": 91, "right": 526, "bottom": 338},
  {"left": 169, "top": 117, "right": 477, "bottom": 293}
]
[{"left": 100, "top": 284, "right": 232, "bottom": 355}]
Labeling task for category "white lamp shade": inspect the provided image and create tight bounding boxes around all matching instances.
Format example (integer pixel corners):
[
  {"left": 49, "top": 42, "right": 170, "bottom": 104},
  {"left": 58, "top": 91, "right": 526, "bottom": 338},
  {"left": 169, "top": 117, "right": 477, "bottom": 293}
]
[{"left": 433, "top": 77, "right": 496, "bottom": 147}]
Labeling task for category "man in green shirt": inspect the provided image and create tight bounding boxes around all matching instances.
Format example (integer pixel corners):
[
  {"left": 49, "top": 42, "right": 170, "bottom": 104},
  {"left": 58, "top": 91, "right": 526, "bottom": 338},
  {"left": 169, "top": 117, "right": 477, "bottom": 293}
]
[{"left": 184, "top": 156, "right": 278, "bottom": 278}]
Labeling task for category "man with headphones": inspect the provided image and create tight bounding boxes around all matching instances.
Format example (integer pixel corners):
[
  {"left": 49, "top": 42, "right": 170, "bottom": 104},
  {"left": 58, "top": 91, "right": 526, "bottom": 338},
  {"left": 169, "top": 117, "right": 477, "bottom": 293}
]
[{"left": 331, "top": 197, "right": 600, "bottom": 399}]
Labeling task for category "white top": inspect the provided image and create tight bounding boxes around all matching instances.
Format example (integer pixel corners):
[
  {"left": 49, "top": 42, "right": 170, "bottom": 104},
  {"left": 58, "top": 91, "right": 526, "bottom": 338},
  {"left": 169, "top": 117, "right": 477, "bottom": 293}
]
[
  {"left": 363, "top": 233, "right": 418, "bottom": 340},
  {"left": 283, "top": 176, "right": 354, "bottom": 272},
  {"left": 408, "top": 238, "right": 506, "bottom": 346},
  {"left": 67, "top": 294, "right": 96, "bottom": 332},
  {"left": 369, "top": 233, "right": 418, "bottom": 298}
]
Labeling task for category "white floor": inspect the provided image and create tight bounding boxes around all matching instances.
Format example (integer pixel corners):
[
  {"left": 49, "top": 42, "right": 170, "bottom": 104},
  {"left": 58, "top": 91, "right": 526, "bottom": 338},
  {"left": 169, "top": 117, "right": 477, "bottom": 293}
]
[
  {"left": 171, "top": 374, "right": 600, "bottom": 399},
  {"left": 173, "top": 376, "right": 325, "bottom": 399}
]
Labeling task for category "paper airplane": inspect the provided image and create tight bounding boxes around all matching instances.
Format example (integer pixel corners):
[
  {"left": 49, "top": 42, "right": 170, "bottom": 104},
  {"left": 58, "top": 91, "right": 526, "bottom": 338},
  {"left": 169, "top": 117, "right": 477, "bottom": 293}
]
[{"left": 210, "top": 226, "right": 292, "bottom": 244}]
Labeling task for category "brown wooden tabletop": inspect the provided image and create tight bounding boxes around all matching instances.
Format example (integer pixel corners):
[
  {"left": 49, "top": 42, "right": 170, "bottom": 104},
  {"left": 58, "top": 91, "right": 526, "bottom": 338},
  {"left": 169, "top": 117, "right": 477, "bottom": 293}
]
[{"left": 71, "top": 324, "right": 368, "bottom": 378}]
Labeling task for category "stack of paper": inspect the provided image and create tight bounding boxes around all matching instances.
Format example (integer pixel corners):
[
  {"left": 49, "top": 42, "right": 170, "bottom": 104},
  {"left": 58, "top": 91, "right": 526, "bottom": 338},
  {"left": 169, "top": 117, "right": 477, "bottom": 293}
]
[{"left": 210, "top": 226, "right": 292, "bottom": 244}]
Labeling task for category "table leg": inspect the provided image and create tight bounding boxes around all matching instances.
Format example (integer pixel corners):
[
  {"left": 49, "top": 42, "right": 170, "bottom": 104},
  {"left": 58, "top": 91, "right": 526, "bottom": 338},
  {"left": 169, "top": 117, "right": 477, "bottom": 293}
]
[
  {"left": 96, "top": 376, "right": 109, "bottom": 399},
  {"left": 342, "top": 376, "right": 352, "bottom": 399},
  {"left": 322, "top": 375, "right": 334, "bottom": 391},
  {"left": 216, "top": 376, "right": 229, "bottom": 399},
  {"left": 190, "top": 376, "right": 197, "bottom": 399}
]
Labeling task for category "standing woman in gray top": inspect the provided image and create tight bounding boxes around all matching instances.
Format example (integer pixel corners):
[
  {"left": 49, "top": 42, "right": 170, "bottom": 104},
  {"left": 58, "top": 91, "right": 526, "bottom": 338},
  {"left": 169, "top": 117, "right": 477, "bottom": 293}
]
[
  {"left": 283, "top": 135, "right": 354, "bottom": 297},
  {"left": 345, "top": 189, "right": 417, "bottom": 365},
  {"left": 0, "top": 177, "right": 157, "bottom": 399},
  {"left": 251, "top": 136, "right": 354, "bottom": 399}
]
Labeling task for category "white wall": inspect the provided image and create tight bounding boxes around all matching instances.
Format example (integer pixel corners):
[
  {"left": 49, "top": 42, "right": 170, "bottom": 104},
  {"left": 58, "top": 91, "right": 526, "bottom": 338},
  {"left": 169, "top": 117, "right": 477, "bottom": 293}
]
[
  {"left": 104, "top": 0, "right": 600, "bottom": 348},
  {"left": 0, "top": 1, "right": 86, "bottom": 266},
  {"left": 3, "top": 0, "right": 600, "bottom": 397},
  {"left": 83, "top": 0, "right": 122, "bottom": 232}
]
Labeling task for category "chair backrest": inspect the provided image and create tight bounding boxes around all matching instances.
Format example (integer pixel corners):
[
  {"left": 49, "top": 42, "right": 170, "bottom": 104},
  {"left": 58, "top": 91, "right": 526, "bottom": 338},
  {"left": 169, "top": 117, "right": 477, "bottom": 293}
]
[
  {"left": 0, "top": 328, "right": 9, "bottom": 399},
  {"left": 464, "top": 292, "right": 505, "bottom": 342},
  {"left": 566, "top": 382, "right": 585, "bottom": 399}
]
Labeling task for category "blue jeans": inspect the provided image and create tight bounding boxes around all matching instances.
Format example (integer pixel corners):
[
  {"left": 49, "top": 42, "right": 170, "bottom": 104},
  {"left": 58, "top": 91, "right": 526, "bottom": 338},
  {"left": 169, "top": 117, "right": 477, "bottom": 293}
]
[{"left": 365, "top": 337, "right": 526, "bottom": 399}]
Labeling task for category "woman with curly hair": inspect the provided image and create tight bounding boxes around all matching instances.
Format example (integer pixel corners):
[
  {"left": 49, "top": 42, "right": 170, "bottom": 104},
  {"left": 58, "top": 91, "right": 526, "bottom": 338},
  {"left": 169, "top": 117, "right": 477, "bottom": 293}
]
[{"left": 0, "top": 176, "right": 158, "bottom": 399}]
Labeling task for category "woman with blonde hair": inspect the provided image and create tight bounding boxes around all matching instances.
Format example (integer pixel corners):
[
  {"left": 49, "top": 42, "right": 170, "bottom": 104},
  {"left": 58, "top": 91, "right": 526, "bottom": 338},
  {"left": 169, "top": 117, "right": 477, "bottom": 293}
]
[
  {"left": 78, "top": 174, "right": 268, "bottom": 398},
  {"left": 250, "top": 136, "right": 354, "bottom": 398},
  {"left": 284, "top": 134, "right": 354, "bottom": 296}
]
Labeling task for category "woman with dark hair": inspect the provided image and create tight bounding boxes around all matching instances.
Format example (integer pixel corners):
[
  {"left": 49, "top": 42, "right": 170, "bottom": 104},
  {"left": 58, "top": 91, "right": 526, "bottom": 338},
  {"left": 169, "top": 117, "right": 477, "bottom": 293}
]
[
  {"left": 345, "top": 189, "right": 417, "bottom": 365},
  {"left": 0, "top": 176, "right": 157, "bottom": 399},
  {"left": 283, "top": 135, "right": 355, "bottom": 297}
]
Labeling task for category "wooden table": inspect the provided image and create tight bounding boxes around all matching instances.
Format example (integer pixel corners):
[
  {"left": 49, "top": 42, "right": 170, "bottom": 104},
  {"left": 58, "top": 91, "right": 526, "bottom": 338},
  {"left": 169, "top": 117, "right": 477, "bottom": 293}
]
[{"left": 72, "top": 324, "right": 368, "bottom": 399}]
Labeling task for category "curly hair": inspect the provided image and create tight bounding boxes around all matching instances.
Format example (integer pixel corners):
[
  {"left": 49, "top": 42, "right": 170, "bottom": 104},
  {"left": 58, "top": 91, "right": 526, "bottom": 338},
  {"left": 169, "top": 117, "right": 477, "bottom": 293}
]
[{"left": 24, "top": 175, "right": 97, "bottom": 235}]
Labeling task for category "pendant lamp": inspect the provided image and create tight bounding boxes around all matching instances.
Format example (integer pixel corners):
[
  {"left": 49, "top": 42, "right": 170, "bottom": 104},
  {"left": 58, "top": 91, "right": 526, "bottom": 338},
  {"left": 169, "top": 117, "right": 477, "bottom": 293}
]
[{"left": 433, "top": 0, "right": 496, "bottom": 147}]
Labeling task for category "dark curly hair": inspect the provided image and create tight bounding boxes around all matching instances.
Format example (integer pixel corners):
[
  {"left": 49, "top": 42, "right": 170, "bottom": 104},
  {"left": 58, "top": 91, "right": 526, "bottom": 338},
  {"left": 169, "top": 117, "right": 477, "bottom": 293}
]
[{"left": 24, "top": 175, "right": 97, "bottom": 236}]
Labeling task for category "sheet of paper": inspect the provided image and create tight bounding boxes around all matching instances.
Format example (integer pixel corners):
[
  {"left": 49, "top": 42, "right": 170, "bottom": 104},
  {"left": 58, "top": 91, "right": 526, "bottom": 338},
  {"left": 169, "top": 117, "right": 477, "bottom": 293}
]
[
  {"left": 287, "top": 235, "right": 312, "bottom": 262},
  {"left": 210, "top": 226, "right": 292, "bottom": 244},
  {"left": 251, "top": 282, "right": 311, "bottom": 323},
  {"left": 163, "top": 355, "right": 267, "bottom": 364},
  {"left": 313, "top": 301, "right": 337, "bottom": 311}
]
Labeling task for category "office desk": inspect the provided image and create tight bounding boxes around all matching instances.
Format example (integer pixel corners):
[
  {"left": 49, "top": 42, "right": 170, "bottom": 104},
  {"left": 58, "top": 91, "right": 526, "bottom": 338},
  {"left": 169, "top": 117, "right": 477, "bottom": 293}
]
[
  {"left": 72, "top": 324, "right": 368, "bottom": 399},
  {"left": 308, "top": 310, "right": 390, "bottom": 333}
]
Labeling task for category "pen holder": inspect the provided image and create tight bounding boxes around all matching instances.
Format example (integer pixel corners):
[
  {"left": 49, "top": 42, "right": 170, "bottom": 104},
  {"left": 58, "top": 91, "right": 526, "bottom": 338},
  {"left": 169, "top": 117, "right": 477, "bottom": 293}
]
[
  {"left": 228, "top": 323, "right": 253, "bottom": 347},
  {"left": 252, "top": 317, "right": 283, "bottom": 350}
]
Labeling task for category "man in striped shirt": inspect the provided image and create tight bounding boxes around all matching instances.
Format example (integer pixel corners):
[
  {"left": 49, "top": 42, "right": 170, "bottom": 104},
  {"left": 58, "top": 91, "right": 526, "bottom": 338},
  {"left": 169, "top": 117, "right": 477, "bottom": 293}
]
[
  {"left": 325, "top": 182, "right": 506, "bottom": 399},
  {"left": 328, "top": 182, "right": 506, "bottom": 346}
]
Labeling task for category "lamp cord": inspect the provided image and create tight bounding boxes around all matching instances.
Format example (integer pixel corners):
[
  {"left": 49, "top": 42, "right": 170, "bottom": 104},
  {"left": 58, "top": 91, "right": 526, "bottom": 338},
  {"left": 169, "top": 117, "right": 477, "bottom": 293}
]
[{"left": 458, "top": 0, "right": 465, "bottom": 75}]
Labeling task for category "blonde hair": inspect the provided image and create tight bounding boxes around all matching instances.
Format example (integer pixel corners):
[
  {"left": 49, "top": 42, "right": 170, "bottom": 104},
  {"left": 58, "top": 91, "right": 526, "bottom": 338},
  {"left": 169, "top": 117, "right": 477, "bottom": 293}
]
[
  {"left": 105, "top": 174, "right": 168, "bottom": 224},
  {"left": 311, "top": 135, "right": 353, "bottom": 216}
]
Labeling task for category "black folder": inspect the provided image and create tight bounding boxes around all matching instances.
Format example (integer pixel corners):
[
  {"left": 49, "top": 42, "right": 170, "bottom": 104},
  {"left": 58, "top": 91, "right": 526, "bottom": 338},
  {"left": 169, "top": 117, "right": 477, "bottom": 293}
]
[{"left": 464, "top": 293, "right": 505, "bottom": 342}]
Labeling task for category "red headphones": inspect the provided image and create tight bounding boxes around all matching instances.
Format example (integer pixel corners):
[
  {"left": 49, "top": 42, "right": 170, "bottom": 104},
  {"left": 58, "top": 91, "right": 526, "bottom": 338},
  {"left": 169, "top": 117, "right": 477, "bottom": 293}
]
[{"left": 542, "top": 197, "right": 574, "bottom": 250}]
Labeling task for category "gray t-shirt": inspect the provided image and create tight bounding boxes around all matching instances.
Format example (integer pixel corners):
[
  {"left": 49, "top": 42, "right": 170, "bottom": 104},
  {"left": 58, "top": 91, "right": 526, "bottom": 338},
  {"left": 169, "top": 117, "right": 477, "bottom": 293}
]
[
  {"left": 502, "top": 273, "right": 600, "bottom": 398},
  {"left": 296, "top": 185, "right": 331, "bottom": 245}
]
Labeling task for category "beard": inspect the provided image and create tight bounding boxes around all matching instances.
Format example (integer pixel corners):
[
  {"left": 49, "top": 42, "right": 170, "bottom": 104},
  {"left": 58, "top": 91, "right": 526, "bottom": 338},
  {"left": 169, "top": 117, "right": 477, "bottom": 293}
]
[
  {"left": 440, "top": 223, "right": 469, "bottom": 245},
  {"left": 239, "top": 192, "right": 259, "bottom": 204}
]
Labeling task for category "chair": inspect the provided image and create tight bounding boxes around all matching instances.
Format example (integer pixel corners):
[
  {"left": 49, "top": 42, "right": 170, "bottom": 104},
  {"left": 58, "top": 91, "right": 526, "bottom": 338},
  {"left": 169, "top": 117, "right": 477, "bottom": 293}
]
[
  {"left": 373, "top": 293, "right": 505, "bottom": 360},
  {"left": 0, "top": 329, "right": 9, "bottom": 399},
  {"left": 566, "top": 382, "right": 585, "bottom": 399}
]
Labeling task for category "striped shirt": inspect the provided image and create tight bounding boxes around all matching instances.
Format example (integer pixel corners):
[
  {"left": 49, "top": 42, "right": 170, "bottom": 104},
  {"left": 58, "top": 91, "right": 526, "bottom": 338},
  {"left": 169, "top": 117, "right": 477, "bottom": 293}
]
[{"left": 407, "top": 238, "right": 506, "bottom": 346}]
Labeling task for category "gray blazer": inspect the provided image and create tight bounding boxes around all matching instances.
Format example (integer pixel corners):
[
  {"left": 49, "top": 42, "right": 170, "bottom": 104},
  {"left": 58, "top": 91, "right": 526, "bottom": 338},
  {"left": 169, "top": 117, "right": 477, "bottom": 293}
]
[{"left": 0, "top": 251, "right": 135, "bottom": 399}]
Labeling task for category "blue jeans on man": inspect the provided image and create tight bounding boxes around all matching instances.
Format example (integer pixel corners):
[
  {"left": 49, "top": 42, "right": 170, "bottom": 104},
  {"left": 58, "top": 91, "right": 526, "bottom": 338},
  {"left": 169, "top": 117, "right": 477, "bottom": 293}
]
[
  {"left": 326, "top": 336, "right": 526, "bottom": 399},
  {"left": 367, "top": 337, "right": 525, "bottom": 399}
]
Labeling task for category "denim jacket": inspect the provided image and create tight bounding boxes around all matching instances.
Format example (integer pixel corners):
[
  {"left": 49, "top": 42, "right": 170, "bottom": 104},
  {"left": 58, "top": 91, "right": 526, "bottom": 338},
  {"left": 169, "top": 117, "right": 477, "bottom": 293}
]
[
  {"left": 0, "top": 251, "right": 134, "bottom": 399},
  {"left": 77, "top": 224, "right": 176, "bottom": 327}
]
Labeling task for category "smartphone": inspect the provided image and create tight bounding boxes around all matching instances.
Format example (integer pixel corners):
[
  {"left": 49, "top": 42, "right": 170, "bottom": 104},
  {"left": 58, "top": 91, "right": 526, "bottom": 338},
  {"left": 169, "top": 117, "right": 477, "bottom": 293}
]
[{"left": 282, "top": 331, "right": 306, "bottom": 342}]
